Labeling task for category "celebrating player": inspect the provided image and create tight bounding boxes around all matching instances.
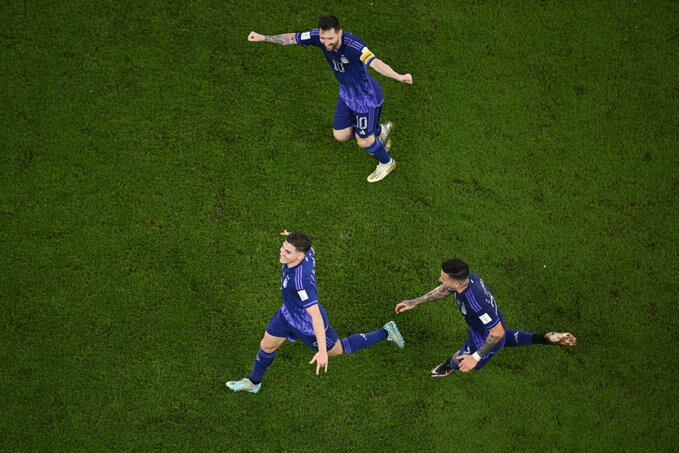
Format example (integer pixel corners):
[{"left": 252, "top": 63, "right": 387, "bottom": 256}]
[
  {"left": 247, "top": 16, "right": 412, "bottom": 183},
  {"left": 395, "top": 258, "right": 576, "bottom": 376},
  {"left": 226, "top": 231, "right": 405, "bottom": 393}
]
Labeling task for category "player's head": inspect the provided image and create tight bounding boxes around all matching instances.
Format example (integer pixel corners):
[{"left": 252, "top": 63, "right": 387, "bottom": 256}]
[
  {"left": 440, "top": 258, "right": 470, "bottom": 292},
  {"left": 280, "top": 232, "right": 312, "bottom": 265},
  {"left": 318, "top": 15, "right": 342, "bottom": 51}
]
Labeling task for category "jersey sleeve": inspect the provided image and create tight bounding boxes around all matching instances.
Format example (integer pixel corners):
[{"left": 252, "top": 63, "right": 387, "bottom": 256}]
[
  {"left": 466, "top": 291, "right": 500, "bottom": 330},
  {"left": 295, "top": 29, "right": 322, "bottom": 48},
  {"left": 344, "top": 36, "right": 377, "bottom": 66},
  {"left": 295, "top": 270, "right": 319, "bottom": 309}
]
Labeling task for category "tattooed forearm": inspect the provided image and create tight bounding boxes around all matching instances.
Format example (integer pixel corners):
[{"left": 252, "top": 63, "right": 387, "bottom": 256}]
[
  {"left": 406, "top": 285, "right": 452, "bottom": 308},
  {"left": 476, "top": 333, "right": 503, "bottom": 357},
  {"left": 264, "top": 33, "right": 296, "bottom": 45}
]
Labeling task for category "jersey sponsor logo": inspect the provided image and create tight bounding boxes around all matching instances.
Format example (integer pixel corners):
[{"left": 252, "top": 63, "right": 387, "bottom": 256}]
[
  {"left": 479, "top": 313, "right": 492, "bottom": 324},
  {"left": 298, "top": 289, "right": 309, "bottom": 301},
  {"left": 301, "top": 31, "right": 311, "bottom": 40}
]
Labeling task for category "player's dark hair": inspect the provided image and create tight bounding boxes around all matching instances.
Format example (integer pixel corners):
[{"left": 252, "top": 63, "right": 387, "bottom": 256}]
[
  {"left": 442, "top": 258, "right": 470, "bottom": 280},
  {"left": 318, "top": 15, "right": 341, "bottom": 31},
  {"left": 287, "top": 232, "right": 312, "bottom": 253}
]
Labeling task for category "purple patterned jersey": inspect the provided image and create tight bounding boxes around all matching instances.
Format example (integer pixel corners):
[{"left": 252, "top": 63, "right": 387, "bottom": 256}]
[
  {"left": 280, "top": 248, "right": 328, "bottom": 335},
  {"left": 454, "top": 272, "right": 506, "bottom": 334},
  {"left": 295, "top": 29, "right": 384, "bottom": 112}
]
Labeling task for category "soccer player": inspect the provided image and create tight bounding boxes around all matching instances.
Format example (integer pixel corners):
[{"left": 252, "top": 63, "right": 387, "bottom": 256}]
[
  {"left": 226, "top": 231, "right": 405, "bottom": 393},
  {"left": 247, "top": 16, "right": 412, "bottom": 183},
  {"left": 394, "top": 258, "right": 577, "bottom": 376}
]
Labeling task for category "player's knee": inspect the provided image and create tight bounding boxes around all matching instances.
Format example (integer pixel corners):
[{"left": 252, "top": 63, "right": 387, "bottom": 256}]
[
  {"left": 333, "top": 129, "right": 352, "bottom": 142},
  {"left": 260, "top": 339, "right": 279, "bottom": 354},
  {"left": 328, "top": 340, "right": 344, "bottom": 357},
  {"left": 356, "top": 134, "right": 375, "bottom": 149}
]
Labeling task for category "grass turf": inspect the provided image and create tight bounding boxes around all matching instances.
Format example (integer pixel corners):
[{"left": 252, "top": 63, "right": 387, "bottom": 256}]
[{"left": 1, "top": 0, "right": 677, "bottom": 450}]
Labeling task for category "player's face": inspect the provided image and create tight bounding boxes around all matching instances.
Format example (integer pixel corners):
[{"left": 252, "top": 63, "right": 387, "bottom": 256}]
[
  {"left": 319, "top": 28, "right": 342, "bottom": 51},
  {"left": 439, "top": 271, "right": 466, "bottom": 293},
  {"left": 280, "top": 241, "right": 303, "bottom": 265}
]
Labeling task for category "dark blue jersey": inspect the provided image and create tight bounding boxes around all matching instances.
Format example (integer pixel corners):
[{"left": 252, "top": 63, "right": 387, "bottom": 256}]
[
  {"left": 295, "top": 29, "right": 384, "bottom": 112},
  {"left": 280, "top": 249, "right": 328, "bottom": 335},
  {"left": 454, "top": 272, "right": 505, "bottom": 333}
]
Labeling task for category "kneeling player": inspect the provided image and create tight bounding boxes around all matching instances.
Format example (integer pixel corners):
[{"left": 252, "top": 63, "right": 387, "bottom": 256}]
[
  {"left": 395, "top": 258, "right": 576, "bottom": 376},
  {"left": 227, "top": 231, "right": 404, "bottom": 393}
]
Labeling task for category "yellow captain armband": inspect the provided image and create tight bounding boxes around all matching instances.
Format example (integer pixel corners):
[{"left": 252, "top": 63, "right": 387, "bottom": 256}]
[{"left": 360, "top": 47, "right": 376, "bottom": 65}]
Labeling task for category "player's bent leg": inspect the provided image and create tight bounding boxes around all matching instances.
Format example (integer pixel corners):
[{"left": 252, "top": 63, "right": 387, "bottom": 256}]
[
  {"left": 333, "top": 127, "right": 354, "bottom": 142},
  {"left": 328, "top": 339, "right": 344, "bottom": 357},
  {"left": 260, "top": 332, "right": 287, "bottom": 353}
]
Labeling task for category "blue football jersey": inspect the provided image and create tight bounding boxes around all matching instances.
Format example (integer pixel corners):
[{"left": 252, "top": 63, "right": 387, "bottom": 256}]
[
  {"left": 295, "top": 29, "right": 384, "bottom": 112},
  {"left": 280, "top": 248, "right": 329, "bottom": 335},
  {"left": 454, "top": 272, "right": 506, "bottom": 333}
]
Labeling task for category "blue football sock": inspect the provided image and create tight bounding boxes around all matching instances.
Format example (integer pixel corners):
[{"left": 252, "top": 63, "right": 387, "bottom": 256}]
[
  {"left": 249, "top": 349, "right": 277, "bottom": 384},
  {"left": 364, "top": 138, "right": 392, "bottom": 164},
  {"left": 341, "top": 328, "right": 388, "bottom": 354},
  {"left": 505, "top": 330, "right": 534, "bottom": 348}
]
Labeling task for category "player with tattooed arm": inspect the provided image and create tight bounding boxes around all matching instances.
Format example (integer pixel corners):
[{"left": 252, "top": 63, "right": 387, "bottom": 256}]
[
  {"left": 395, "top": 258, "right": 577, "bottom": 377},
  {"left": 247, "top": 15, "right": 412, "bottom": 183}
]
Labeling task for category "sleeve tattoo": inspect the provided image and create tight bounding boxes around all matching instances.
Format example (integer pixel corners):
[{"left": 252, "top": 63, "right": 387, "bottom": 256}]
[
  {"left": 264, "top": 33, "right": 296, "bottom": 45},
  {"left": 476, "top": 333, "right": 503, "bottom": 357},
  {"left": 406, "top": 285, "right": 452, "bottom": 308}
]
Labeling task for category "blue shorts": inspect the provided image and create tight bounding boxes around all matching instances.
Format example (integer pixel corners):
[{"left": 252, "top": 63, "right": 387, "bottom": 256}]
[
  {"left": 265, "top": 308, "right": 339, "bottom": 352},
  {"left": 451, "top": 326, "right": 506, "bottom": 371},
  {"left": 333, "top": 97, "right": 383, "bottom": 138}
]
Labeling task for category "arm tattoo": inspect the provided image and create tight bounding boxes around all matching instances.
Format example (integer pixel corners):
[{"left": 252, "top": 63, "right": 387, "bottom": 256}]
[
  {"left": 264, "top": 33, "right": 296, "bottom": 45},
  {"left": 406, "top": 285, "right": 451, "bottom": 308},
  {"left": 476, "top": 333, "right": 503, "bottom": 357}
]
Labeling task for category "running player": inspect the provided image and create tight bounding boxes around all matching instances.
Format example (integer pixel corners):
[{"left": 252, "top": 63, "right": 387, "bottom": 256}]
[
  {"left": 226, "top": 231, "right": 404, "bottom": 393},
  {"left": 247, "top": 15, "right": 412, "bottom": 182}
]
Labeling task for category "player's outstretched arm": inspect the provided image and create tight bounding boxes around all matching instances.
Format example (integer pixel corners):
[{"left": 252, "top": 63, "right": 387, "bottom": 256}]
[
  {"left": 395, "top": 284, "right": 451, "bottom": 313},
  {"left": 369, "top": 59, "right": 412, "bottom": 84},
  {"left": 248, "top": 31, "right": 297, "bottom": 45}
]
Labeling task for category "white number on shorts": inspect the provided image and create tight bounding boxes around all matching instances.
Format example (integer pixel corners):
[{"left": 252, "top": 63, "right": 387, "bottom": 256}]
[{"left": 356, "top": 116, "right": 368, "bottom": 130}]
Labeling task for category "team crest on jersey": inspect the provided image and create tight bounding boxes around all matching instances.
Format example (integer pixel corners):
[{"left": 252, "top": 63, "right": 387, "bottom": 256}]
[
  {"left": 340, "top": 56, "right": 349, "bottom": 64},
  {"left": 283, "top": 276, "right": 288, "bottom": 288},
  {"left": 460, "top": 303, "right": 467, "bottom": 315}
]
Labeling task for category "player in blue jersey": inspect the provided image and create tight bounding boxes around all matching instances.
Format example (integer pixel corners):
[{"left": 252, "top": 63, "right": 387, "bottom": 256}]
[
  {"left": 395, "top": 258, "right": 576, "bottom": 376},
  {"left": 226, "top": 231, "right": 405, "bottom": 393},
  {"left": 247, "top": 15, "right": 412, "bottom": 183}
]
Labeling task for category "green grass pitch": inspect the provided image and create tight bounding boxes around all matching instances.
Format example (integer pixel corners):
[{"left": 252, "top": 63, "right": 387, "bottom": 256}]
[{"left": 1, "top": 1, "right": 677, "bottom": 450}]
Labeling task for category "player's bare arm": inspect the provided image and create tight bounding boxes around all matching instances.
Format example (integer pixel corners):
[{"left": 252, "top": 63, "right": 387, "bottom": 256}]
[
  {"left": 395, "top": 284, "right": 452, "bottom": 313},
  {"left": 369, "top": 59, "right": 413, "bottom": 84},
  {"left": 306, "top": 304, "right": 329, "bottom": 374},
  {"left": 456, "top": 323, "right": 506, "bottom": 372},
  {"left": 247, "top": 31, "right": 297, "bottom": 45}
]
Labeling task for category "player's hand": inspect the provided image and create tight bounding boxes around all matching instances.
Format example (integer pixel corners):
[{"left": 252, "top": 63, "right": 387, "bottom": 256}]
[
  {"left": 395, "top": 301, "right": 415, "bottom": 313},
  {"left": 400, "top": 73, "right": 413, "bottom": 85},
  {"left": 455, "top": 354, "right": 478, "bottom": 372},
  {"left": 248, "top": 31, "right": 265, "bottom": 42},
  {"left": 280, "top": 229, "right": 290, "bottom": 236},
  {"left": 309, "top": 351, "right": 329, "bottom": 375}
]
